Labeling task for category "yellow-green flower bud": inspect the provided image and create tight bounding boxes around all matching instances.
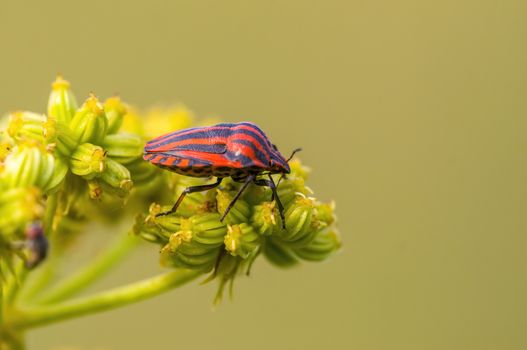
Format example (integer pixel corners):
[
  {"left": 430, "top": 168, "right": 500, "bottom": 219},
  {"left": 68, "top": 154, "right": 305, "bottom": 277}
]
[
  {"left": 104, "top": 96, "right": 127, "bottom": 134},
  {"left": 1, "top": 143, "right": 56, "bottom": 189},
  {"left": 43, "top": 118, "right": 78, "bottom": 157},
  {"left": 70, "top": 94, "right": 108, "bottom": 144},
  {"left": 276, "top": 195, "right": 317, "bottom": 248},
  {"left": 41, "top": 154, "right": 68, "bottom": 194},
  {"left": 314, "top": 201, "right": 336, "bottom": 226},
  {"left": 133, "top": 212, "right": 166, "bottom": 244},
  {"left": 136, "top": 203, "right": 177, "bottom": 242},
  {"left": 276, "top": 176, "right": 310, "bottom": 208},
  {"left": 119, "top": 109, "right": 144, "bottom": 136},
  {"left": 224, "top": 223, "right": 260, "bottom": 259},
  {"left": 251, "top": 201, "right": 280, "bottom": 236},
  {"left": 152, "top": 211, "right": 184, "bottom": 234},
  {"left": 216, "top": 189, "right": 251, "bottom": 224},
  {"left": 263, "top": 237, "right": 298, "bottom": 268},
  {"left": 159, "top": 213, "right": 226, "bottom": 271},
  {"left": 184, "top": 213, "right": 227, "bottom": 247},
  {"left": 70, "top": 143, "right": 106, "bottom": 180},
  {"left": 293, "top": 227, "right": 341, "bottom": 261},
  {"left": 7, "top": 111, "right": 46, "bottom": 144},
  {"left": 160, "top": 232, "right": 220, "bottom": 270},
  {"left": 101, "top": 133, "right": 143, "bottom": 164},
  {"left": 144, "top": 105, "right": 193, "bottom": 139},
  {"left": 99, "top": 158, "right": 133, "bottom": 198},
  {"left": 288, "top": 159, "right": 310, "bottom": 180},
  {"left": 47, "top": 76, "right": 78, "bottom": 125}
]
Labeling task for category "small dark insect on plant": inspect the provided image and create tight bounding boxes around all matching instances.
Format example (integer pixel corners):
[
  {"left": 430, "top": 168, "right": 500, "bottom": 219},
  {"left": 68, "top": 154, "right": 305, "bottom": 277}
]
[
  {"left": 143, "top": 122, "right": 301, "bottom": 228},
  {"left": 10, "top": 222, "right": 48, "bottom": 268}
]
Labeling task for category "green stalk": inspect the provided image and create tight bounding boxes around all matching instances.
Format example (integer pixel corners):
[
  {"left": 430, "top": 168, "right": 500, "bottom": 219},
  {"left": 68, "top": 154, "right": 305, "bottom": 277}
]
[
  {"left": 37, "top": 233, "right": 139, "bottom": 304},
  {"left": 1, "top": 264, "right": 26, "bottom": 350},
  {"left": 3, "top": 262, "right": 25, "bottom": 306},
  {"left": 0, "top": 329, "right": 26, "bottom": 350},
  {"left": 18, "top": 257, "right": 56, "bottom": 303},
  {"left": 43, "top": 193, "right": 58, "bottom": 241},
  {"left": 8, "top": 269, "right": 201, "bottom": 330},
  {"left": 1, "top": 276, "right": 4, "bottom": 324}
]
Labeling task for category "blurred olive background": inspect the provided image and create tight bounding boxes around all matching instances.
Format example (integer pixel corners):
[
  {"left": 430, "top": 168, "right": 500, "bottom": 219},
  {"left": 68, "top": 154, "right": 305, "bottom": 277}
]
[{"left": 1, "top": 0, "right": 527, "bottom": 349}]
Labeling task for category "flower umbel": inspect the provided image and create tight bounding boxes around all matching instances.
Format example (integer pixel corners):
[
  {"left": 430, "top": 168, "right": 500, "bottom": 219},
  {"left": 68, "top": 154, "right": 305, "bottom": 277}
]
[{"left": 135, "top": 155, "right": 341, "bottom": 302}]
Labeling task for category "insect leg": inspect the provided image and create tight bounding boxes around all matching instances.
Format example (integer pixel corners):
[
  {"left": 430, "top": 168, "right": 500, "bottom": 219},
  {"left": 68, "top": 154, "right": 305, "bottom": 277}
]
[
  {"left": 157, "top": 177, "right": 224, "bottom": 217},
  {"left": 253, "top": 176, "right": 286, "bottom": 229},
  {"left": 268, "top": 174, "right": 277, "bottom": 201},
  {"left": 220, "top": 174, "right": 255, "bottom": 222}
]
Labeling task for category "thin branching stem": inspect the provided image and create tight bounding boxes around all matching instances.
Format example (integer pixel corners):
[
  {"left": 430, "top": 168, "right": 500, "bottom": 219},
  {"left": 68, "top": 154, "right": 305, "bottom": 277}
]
[
  {"left": 8, "top": 269, "right": 201, "bottom": 330},
  {"left": 36, "top": 232, "right": 139, "bottom": 304},
  {"left": 3, "top": 262, "right": 25, "bottom": 306}
]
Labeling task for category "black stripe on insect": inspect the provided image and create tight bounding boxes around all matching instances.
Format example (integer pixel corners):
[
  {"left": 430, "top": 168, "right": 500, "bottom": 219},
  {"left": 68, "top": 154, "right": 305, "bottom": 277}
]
[{"left": 156, "top": 148, "right": 302, "bottom": 229}]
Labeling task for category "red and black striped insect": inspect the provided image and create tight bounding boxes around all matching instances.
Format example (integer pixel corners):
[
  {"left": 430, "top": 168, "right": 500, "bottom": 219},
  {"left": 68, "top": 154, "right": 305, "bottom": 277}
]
[{"left": 143, "top": 122, "right": 300, "bottom": 228}]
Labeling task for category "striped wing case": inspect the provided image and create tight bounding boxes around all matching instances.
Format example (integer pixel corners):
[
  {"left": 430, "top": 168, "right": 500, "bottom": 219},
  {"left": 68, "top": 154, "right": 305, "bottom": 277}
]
[{"left": 143, "top": 122, "right": 279, "bottom": 176}]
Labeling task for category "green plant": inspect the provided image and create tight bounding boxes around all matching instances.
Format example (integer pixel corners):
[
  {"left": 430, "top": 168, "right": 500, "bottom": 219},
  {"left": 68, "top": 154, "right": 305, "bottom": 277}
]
[{"left": 0, "top": 77, "right": 341, "bottom": 349}]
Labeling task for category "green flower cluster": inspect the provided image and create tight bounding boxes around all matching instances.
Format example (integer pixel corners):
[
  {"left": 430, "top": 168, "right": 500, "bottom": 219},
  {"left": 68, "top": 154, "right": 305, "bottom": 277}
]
[
  {"left": 134, "top": 159, "right": 341, "bottom": 302},
  {"left": 0, "top": 77, "right": 162, "bottom": 274}
]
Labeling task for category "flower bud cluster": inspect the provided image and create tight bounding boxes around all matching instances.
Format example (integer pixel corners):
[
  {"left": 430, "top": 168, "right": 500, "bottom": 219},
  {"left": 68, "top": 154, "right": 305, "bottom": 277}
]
[
  {"left": 0, "top": 76, "right": 168, "bottom": 261},
  {"left": 3, "top": 77, "right": 168, "bottom": 205},
  {"left": 134, "top": 158, "right": 341, "bottom": 301}
]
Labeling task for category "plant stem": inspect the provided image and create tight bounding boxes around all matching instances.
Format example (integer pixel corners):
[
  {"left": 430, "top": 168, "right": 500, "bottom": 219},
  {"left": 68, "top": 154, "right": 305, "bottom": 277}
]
[
  {"left": 0, "top": 329, "right": 26, "bottom": 350},
  {"left": 8, "top": 269, "right": 201, "bottom": 330},
  {"left": 43, "top": 193, "right": 58, "bottom": 240},
  {"left": 37, "top": 233, "right": 139, "bottom": 304},
  {"left": 1, "top": 277, "right": 4, "bottom": 325},
  {"left": 18, "top": 257, "right": 56, "bottom": 303},
  {"left": 3, "top": 262, "right": 25, "bottom": 306}
]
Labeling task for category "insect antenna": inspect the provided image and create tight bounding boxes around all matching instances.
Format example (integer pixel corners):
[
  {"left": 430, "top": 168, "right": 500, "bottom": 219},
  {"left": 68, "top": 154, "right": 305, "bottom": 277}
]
[
  {"left": 277, "top": 147, "right": 302, "bottom": 186},
  {"left": 286, "top": 148, "right": 302, "bottom": 163}
]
